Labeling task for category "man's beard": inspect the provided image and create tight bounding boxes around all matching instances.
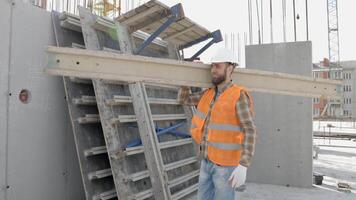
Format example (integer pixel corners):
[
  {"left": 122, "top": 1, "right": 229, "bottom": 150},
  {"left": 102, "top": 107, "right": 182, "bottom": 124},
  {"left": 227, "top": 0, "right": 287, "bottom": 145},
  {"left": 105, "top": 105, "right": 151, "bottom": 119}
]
[{"left": 212, "top": 68, "right": 227, "bottom": 85}]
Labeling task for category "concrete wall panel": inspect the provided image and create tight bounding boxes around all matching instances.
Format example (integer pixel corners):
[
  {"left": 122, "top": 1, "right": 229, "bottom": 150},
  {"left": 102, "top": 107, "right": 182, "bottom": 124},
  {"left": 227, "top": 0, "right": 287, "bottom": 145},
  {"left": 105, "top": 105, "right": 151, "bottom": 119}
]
[
  {"left": 4, "top": 1, "right": 84, "bottom": 200},
  {"left": 0, "top": 1, "right": 12, "bottom": 199},
  {"left": 245, "top": 42, "right": 313, "bottom": 187}
]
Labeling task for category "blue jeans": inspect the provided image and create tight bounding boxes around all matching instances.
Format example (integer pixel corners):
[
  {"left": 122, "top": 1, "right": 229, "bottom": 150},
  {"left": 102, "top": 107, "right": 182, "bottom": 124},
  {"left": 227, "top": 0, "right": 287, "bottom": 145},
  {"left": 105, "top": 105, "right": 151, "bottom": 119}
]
[{"left": 197, "top": 159, "right": 236, "bottom": 200}]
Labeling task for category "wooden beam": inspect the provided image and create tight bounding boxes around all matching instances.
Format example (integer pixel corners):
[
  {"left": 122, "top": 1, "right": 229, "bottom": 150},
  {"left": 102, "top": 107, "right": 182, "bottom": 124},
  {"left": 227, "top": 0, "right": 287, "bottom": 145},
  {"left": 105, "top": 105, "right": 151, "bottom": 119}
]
[
  {"left": 44, "top": 46, "right": 341, "bottom": 98},
  {"left": 127, "top": 10, "right": 170, "bottom": 33},
  {"left": 163, "top": 25, "right": 195, "bottom": 40},
  {"left": 121, "top": 5, "right": 164, "bottom": 25},
  {"left": 116, "top": 0, "right": 160, "bottom": 21}
]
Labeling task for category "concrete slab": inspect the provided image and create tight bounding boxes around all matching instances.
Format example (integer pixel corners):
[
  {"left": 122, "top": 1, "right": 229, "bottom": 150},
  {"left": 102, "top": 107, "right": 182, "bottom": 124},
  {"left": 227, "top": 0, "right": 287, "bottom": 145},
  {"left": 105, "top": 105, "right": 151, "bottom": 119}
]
[
  {"left": 245, "top": 42, "right": 313, "bottom": 187},
  {"left": 313, "top": 138, "right": 356, "bottom": 194},
  {"left": 237, "top": 138, "right": 356, "bottom": 199},
  {"left": 237, "top": 182, "right": 356, "bottom": 200}
]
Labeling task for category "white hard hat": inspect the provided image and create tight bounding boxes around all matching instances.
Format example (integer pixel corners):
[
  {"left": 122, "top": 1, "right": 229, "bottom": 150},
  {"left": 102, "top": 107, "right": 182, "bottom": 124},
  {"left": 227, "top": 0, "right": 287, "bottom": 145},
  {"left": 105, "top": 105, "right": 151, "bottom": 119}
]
[{"left": 210, "top": 48, "right": 239, "bottom": 66}]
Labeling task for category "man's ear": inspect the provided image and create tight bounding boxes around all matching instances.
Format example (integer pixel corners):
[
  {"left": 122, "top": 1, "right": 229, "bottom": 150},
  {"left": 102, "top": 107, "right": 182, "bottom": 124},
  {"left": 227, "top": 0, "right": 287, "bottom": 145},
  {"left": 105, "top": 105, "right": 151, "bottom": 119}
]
[{"left": 227, "top": 64, "right": 234, "bottom": 75}]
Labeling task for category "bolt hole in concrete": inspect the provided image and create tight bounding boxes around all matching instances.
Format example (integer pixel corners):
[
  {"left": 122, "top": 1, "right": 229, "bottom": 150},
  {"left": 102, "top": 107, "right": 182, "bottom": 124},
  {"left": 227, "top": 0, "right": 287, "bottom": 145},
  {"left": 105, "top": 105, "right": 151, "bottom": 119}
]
[
  {"left": 76, "top": 61, "right": 80, "bottom": 65},
  {"left": 19, "top": 89, "right": 31, "bottom": 104}
]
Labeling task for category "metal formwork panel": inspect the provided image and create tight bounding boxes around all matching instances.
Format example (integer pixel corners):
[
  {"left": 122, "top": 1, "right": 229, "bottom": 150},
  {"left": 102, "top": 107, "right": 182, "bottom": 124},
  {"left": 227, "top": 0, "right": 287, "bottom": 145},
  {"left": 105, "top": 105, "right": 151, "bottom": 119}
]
[
  {"left": 116, "top": 9, "right": 200, "bottom": 199},
  {"left": 142, "top": 83, "right": 199, "bottom": 199},
  {"left": 52, "top": 11, "right": 117, "bottom": 199},
  {"left": 78, "top": 7, "right": 154, "bottom": 199},
  {"left": 78, "top": 6, "right": 200, "bottom": 199},
  {"left": 54, "top": 5, "right": 200, "bottom": 199}
]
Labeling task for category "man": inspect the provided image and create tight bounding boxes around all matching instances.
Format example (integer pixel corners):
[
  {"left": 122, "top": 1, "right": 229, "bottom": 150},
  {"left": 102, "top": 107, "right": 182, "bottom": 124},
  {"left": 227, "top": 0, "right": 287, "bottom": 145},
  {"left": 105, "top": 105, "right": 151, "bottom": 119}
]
[{"left": 178, "top": 48, "right": 257, "bottom": 200}]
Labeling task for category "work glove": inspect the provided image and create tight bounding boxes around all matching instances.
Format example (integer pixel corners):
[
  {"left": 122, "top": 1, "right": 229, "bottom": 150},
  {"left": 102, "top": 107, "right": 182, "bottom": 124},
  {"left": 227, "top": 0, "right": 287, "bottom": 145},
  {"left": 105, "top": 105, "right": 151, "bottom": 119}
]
[{"left": 228, "top": 165, "right": 247, "bottom": 189}]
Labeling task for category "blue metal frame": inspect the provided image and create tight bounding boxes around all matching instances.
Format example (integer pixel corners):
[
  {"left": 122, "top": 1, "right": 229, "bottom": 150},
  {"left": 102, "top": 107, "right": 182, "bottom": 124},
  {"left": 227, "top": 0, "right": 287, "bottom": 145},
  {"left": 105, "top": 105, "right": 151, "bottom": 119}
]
[
  {"left": 125, "top": 122, "right": 190, "bottom": 148},
  {"left": 158, "top": 130, "right": 190, "bottom": 139},
  {"left": 184, "top": 30, "right": 223, "bottom": 61},
  {"left": 135, "top": 3, "right": 183, "bottom": 55},
  {"left": 180, "top": 30, "right": 221, "bottom": 50}
]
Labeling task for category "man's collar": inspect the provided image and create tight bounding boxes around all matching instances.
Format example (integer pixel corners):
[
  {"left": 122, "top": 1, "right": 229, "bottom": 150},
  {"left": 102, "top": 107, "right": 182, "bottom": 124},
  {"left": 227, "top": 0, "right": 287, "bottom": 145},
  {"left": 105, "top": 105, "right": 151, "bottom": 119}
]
[{"left": 215, "top": 81, "right": 233, "bottom": 93}]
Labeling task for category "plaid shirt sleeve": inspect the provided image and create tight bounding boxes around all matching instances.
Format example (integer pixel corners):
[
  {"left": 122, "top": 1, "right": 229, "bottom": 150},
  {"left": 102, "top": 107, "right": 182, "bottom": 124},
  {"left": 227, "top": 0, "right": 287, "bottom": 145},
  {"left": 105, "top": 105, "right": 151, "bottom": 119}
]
[
  {"left": 177, "top": 87, "right": 205, "bottom": 106},
  {"left": 237, "top": 91, "right": 257, "bottom": 167}
]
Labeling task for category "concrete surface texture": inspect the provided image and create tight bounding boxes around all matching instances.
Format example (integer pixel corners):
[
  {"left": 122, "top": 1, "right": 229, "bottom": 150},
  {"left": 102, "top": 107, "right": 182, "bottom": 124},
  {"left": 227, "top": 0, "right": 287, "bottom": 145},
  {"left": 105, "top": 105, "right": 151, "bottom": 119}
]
[
  {"left": 313, "top": 138, "right": 356, "bottom": 194},
  {"left": 0, "top": 1, "right": 84, "bottom": 200},
  {"left": 245, "top": 42, "right": 313, "bottom": 187},
  {"left": 237, "top": 138, "right": 356, "bottom": 199},
  {"left": 0, "top": 1, "right": 11, "bottom": 199}
]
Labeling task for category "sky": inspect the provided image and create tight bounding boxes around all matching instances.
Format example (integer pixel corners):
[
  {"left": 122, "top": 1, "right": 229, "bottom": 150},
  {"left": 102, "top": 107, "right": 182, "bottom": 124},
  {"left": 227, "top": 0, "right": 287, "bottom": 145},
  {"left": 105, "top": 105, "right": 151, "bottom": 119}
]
[{"left": 121, "top": 0, "right": 356, "bottom": 67}]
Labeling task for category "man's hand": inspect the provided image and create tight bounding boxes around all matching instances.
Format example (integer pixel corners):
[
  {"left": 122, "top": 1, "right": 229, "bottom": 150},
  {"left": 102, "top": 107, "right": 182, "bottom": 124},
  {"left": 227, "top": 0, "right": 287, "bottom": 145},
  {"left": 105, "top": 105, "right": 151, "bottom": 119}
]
[
  {"left": 180, "top": 86, "right": 190, "bottom": 91},
  {"left": 228, "top": 165, "right": 247, "bottom": 188},
  {"left": 179, "top": 86, "right": 190, "bottom": 98},
  {"left": 178, "top": 86, "right": 190, "bottom": 104}
]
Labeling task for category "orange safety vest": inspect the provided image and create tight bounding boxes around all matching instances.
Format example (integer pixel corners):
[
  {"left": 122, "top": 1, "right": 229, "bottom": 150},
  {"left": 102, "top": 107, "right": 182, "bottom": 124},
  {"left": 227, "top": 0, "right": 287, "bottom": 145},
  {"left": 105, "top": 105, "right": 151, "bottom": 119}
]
[{"left": 190, "top": 84, "right": 253, "bottom": 166}]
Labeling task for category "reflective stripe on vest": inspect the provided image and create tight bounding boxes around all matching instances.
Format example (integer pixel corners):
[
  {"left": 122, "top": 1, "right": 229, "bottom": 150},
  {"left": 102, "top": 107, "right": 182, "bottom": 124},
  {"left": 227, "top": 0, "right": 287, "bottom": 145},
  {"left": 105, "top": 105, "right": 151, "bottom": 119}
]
[
  {"left": 193, "top": 109, "right": 206, "bottom": 120},
  {"left": 207, "top": 141, "right": 242, "bottom": 150},
  {"left": 208, "top": 123, "right": 242, "bottom": 132}
]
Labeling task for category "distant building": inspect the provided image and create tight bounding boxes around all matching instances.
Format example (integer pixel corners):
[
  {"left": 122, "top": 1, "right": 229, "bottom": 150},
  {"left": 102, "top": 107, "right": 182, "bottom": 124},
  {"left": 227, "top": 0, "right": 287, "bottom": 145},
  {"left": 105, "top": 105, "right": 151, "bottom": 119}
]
[
  {"left": 313, "top": 59, "right": 356, "bottom": 118},
  {"left": 340, "top": 61, "right": 356, "bottom": 118}
]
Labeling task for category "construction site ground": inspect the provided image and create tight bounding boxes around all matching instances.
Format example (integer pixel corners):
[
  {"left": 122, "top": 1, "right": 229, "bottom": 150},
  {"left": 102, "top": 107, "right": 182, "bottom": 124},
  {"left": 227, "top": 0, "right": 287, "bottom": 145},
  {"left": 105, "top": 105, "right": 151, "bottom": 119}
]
[{"left": 235, "top": 138, "right": 356, "bottom": 200}]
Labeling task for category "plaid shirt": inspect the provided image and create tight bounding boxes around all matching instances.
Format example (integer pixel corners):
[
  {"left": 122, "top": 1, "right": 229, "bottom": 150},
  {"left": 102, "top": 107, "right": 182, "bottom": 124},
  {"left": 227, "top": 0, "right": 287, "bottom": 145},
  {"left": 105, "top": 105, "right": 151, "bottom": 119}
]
[{"left": 178, "top": 81, "right": 257, "bottom": 167}]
